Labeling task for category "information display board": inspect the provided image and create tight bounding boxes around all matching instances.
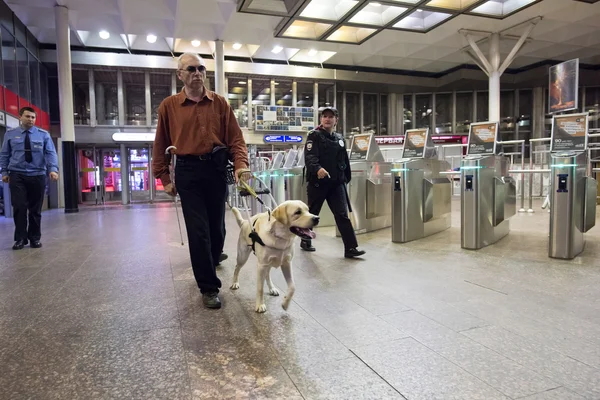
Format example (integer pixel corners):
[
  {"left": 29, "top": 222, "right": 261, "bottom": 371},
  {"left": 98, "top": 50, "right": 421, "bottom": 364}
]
[
  {"left": 550, "top": 113, "right": 588, "bottom": 153},
  {"left": 467, "top": 122, "right": 499, "bottom": 155},
  {"left": 255, "top": 105, "right": 315, "bottom": 132},
  {"left": 549, "top": 58, "right": 579, "bottom": 114},
  {"left": 401, "top": 128, "right": 430, "bottom": 159},
  {"left": 349, "top": 134, "right": 372, "bottom": 161}
]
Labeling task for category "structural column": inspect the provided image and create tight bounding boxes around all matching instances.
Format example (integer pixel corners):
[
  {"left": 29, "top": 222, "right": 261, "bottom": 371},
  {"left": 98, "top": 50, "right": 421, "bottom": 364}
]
[
  {"left": 54, "top": 5, "right": 78, "bottom": 213},
  {"left": 120, "top": 144, "right": 129, "bottom": 205},
  {"left": 270, "top": 80, "right": 276, "bottom": 105},
  {"left": 247, "top": 79, "right": 253, "bottom": 129},
  {"left": 292, "top": 81, "right": 297, "bottom": 106},
  {"left": 214, "top": 40, "right": 225, "bottom": 97}
]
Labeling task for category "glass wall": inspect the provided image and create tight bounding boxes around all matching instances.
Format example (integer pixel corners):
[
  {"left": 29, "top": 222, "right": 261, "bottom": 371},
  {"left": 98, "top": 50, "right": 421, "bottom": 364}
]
[
  {"left": 297, "top": 82, "right": 313, "bottom": 107},
  {"left": 415, "top": 94, "right": 432, "bottom": 129},
  {"left": 363, "top": 93, "right": 377, "bottom": 134},
  {"left": 28, "top": 52, "right": 40, "bottom": 106},
  {"left": 319, "top": 82, "right": 334, "bottom": 108},
  {"left": 346, "top": 92, "right": 360, "bottom": 135},
  {"left": 518, "top": 90, "right": 532, "bottom": 141},
  {"left": 227, "top": 77, "right": 248, "bottom": 127},
  {"left": 274, "top": 80, "right": 292, "bottom": 106},
  {"left": 16, "top": 40, "right": 29, "bottom": 103},
  {"left": 586, "top": 87, "right": 600, "bottom": 130},
  {"left": 456, "top": 92, "right": 472, "bottom": 133},
  {"left": 380, "top": 94, "right": 388, "bottom": 135},
  {"left": 123, "top": 71, "right": 145, "bottom": 125},
  {"left": 252, "top": 79, "right": 270, "bottom": 106},
  {"left": 403, "top": 95, "right": 413, "bottom": 132},
  {"left": 93, "top": 70, "right": 118, "bottom": 125},
  {"left": 435, "top": 93, "right": 452, "bottom": 134},
  {"left": 73, "top": 69, "right": 90, "bottom": 125},
  {"left": 500, "top": 91, "right": 515, "bottom": 141},
  {"left": 476, "top": 92, "right": 489, "bottom": 122},
  {"left": 150, "top": 73, "right": 171, "bottom": 126},
  {"left": 336, "top": 90, "right": 344, "bottom": 134},
  {"left": 1, "top": 27, "right": 18, "bottom": 115}
]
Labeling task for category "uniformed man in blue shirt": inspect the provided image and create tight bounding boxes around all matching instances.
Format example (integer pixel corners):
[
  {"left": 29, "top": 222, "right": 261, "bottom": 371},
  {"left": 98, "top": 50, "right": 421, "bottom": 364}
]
[
  {"left": 0, "top": 107, "right": 59, "bottom": 250},
  {"left": 302, "top": 106, "right": 365, "bottom": 258}
]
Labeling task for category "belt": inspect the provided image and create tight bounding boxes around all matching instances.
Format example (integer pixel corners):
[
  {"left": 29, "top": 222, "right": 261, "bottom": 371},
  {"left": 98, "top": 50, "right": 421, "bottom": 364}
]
[{"left": 178, "top": 154, "right": 212, "bottom": 161}]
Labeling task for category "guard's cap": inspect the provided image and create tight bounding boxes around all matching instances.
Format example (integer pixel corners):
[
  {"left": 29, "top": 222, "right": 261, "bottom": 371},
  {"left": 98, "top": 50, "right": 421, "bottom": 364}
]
[{"left": 318, "top": 106, "right": 339, "bottom": 117}]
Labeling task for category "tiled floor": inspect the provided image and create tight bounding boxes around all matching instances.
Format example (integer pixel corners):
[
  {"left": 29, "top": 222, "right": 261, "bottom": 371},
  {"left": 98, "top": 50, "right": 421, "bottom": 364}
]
[{"left": 1, "top": 199, "right": 600, "bottom": 399}]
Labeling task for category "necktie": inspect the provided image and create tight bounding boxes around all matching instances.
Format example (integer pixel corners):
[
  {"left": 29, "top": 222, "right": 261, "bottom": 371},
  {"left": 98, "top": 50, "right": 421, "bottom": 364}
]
[{"left": 24, "top": 131, "right": 32, "bottom": 163}]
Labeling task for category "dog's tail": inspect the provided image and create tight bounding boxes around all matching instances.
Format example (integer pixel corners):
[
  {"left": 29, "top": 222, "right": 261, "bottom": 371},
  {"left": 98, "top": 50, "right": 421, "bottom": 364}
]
[{"left": 231, "top": 207, "right": 246, "bottom": 227}]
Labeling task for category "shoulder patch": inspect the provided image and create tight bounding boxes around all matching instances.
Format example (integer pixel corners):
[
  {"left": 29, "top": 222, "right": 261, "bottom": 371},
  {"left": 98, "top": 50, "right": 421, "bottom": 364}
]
[{"left": 306, "top": 141, "right": 313, "bottom": 151}]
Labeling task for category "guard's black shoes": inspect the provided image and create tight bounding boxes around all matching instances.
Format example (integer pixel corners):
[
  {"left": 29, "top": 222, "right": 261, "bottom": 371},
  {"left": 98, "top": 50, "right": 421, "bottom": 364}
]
[
  {"left": 202, "top": 292, "right": 222, "bottom": 309},
  {"left": 300, "top": 240, "right": 315, "bottom": 252},
  {"left": 12, "top": 240, "right": 28, "bottom": 250},
  {"left": 219, "top": 253, "right": 228, "bottom": 263},
  {"left": 30, "top": 240, "right": 42, "bottom": 249},
  {"left": 345, "top": 248, "right": 366, "bottom": 258}
]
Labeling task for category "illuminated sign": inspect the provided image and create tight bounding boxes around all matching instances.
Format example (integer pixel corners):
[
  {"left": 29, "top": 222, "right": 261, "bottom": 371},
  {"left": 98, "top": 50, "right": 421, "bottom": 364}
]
[
  {"left": 112, "top": 132, "right": 156, "bottom": 142},
  {"left": 263, "top": 135, "right": 303, "bottom": 143}
]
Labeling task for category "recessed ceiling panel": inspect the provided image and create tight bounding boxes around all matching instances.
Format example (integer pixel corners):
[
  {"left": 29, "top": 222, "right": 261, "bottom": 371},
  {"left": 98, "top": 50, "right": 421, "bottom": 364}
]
[
  {"left": 282, "top": 20, "right": 333, "bottom": 39},
  {"left": 325, "top": 25, "right": 378, "bottom": 43},
  {"left": 426, "top": 0, "right": 480, "bottom": 10},
  {"left": 300, "top": 0, "right": 359, "bottom": 21},
  {"left": 348, "top": 3, "right": 408, "bottom": 26},
  {"left": 243, "top": 0, "right": 302, "bottom": 16},
  {"left": 469, "top": 0, "right": 537, "bottom": 17},
  {"left": 290, "top": 49, "right": 337, "bottom": 63},
  {"left": 393, "top": 10, "right": 452, "bottom": 30}
]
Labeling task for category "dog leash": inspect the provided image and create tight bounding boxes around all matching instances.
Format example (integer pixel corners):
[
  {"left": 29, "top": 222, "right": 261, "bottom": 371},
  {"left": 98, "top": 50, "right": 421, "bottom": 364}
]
[{"left": 237, "top": 177, "right": 272, "bottom": 254}]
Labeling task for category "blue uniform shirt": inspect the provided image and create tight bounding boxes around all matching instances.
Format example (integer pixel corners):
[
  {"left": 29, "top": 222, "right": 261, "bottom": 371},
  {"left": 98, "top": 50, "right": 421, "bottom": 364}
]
[{"left": 0, "top": 126, "right": 59, "bottom": 177}]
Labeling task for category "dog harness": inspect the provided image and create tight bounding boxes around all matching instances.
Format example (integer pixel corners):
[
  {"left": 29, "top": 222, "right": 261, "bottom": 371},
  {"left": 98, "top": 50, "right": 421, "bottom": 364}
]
[{"left": 248, "top": 210, "right": 271, "bottom": 254}]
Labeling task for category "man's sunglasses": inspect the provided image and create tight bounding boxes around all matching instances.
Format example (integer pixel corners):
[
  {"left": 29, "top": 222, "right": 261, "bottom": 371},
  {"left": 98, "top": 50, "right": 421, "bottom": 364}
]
[{"left": 181, "top": 65, "right": 206, "bottom": 73}]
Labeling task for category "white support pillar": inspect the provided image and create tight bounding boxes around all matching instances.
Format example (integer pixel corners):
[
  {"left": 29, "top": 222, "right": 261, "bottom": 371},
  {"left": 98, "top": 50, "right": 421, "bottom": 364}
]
[
  {"left": 462, "top": 20, "right": 538, "bottom": 124},
  {"left": 117, "top": 70, "right": 125, "bottom": 126},
  {"left": 89, "top": 69, "right": 96, "bottom": 127},
  {"left": 145, "top": 71, "right": 152, "bottom": 126},
  {"left": 214, "top": 40, "right": 225, "bottom": 97},
  {"left": 270, "top": 80, "right": 276, "bottom": 105},
  {"left": 171, "top": 72, "right": 177, "bottom": 95},
  {"left": 54, "top": 5, "right": 78, "bottom": 213},
  {"left": 247, "top": 79, "right": 253, "bottom": 129},
  {"left": 292, "top": 81, "right": 297, "bottom": 106},
  {"left": 313, "top": 82, "right": 319, "bottom": 122}
]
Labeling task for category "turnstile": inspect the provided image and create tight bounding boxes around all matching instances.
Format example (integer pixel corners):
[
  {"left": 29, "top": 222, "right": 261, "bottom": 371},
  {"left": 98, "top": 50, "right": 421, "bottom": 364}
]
[
  {"left": 549, "top": 151, "right": 597, "bottom": 259},
  {"left": 461, "top": 155, "right": 516, "bottom": 249},
  {"left": 391, "top": 159, "right": 452, "bottom": 243}
]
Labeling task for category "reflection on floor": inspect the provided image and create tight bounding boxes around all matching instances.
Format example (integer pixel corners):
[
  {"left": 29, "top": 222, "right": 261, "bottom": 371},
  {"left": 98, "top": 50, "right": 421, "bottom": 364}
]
[{"left": 1, "top": 199, "right": 599, "bottom": 399}]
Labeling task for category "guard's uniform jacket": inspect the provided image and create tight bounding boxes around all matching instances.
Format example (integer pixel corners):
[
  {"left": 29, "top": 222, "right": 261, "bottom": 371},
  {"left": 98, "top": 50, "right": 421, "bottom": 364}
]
[
  {"left": 303, "top": 126, "right": 358, "bottom": 250},
  {"left": 305, "top": 127, "right": 351, "bottom": 184}
]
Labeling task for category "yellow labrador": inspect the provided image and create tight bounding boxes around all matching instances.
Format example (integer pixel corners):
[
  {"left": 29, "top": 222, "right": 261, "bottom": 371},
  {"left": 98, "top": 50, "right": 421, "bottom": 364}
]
[{"left": 230, "top": 200, "right": 319, "bottom": 313}]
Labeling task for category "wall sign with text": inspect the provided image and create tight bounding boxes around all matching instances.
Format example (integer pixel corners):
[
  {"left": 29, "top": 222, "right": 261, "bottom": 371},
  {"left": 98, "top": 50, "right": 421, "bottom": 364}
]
[
  {"left": 467, "top": 122, "right": 499, "bottom": 155},
  {"left": 550, "top": 113, "right": 588, "bottom": 153}
]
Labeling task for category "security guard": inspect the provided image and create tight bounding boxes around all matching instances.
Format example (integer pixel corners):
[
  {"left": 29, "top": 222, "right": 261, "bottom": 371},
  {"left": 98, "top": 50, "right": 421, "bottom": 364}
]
[
  {"left": 0, "top": 107, "right": 59, "bottom": 250},
  {"left": 301, "top": 106, "right": 365, "bottom": 258}
]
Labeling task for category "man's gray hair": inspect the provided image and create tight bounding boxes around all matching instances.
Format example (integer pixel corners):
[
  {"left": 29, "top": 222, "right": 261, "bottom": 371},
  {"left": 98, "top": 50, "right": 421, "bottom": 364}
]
[{"left": 177, "top": 53, "right": 205, "bottom": 69}]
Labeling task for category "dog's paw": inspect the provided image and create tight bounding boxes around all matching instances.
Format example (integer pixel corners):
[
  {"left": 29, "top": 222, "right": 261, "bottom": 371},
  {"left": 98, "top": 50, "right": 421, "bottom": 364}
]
[
  {"left": 282, "top": 297, "right": 291, "bottom": 311},
  {"left": 230, "top": 283, "right": 240, "bottom": 290},
  {"left": 269, "top": 288, "right": 280, "bottom": 296},
  {"left": 255, "top": 304, "right": 267, "bottom": 313}
]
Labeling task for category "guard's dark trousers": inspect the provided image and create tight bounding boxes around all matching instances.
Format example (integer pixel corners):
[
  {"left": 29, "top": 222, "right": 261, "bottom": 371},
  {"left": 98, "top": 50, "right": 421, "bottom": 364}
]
[
  {"left": 176, "top": 157, "right": 226, "bottom": 294},
  {"left": 307, "top": 181, "right": 358, "bottom": 250},
  {"left": 9, "top": 173, "right": 46, "bottom": 242}
]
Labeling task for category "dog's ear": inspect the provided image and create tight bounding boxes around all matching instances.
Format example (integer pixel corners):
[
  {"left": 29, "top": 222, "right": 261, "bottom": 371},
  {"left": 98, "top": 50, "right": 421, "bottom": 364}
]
[{"left": 271, "top": 205, "right": 288, "bottom": 225}]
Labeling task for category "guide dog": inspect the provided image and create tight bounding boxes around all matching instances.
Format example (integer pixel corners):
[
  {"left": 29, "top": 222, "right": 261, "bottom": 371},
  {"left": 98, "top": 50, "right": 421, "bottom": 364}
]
[{"left": 230, "top": 200, "right": 319, "bottom": 313}]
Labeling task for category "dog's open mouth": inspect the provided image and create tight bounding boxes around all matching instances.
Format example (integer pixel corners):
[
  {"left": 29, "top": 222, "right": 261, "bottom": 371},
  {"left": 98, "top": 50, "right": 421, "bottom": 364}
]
[{"left": 290, "top": 227, "right": 316, "bottom": 240}]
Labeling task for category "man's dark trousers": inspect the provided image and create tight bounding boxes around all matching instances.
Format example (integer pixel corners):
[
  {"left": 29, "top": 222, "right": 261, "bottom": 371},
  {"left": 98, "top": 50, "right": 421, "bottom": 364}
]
[
  {"left": 175, "top": 157, "right": 226, "bottom": 294},
  {"left": 307, "top": 181, "right": 358, "bottom": 250},
  {"left": 9, "top": 173, "right": 46, "bottom": 242}
]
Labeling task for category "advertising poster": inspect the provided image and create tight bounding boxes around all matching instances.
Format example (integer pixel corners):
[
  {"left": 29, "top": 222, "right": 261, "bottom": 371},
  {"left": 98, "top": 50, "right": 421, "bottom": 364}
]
[
  {"left": 550, "top": 113, "right": 588, "bottom": 152},
  {"left": 350, "top": 134, "right": 371, "bottom": 161},
  {"left": 401, "top": 128, "right": 429, "bottom": 159},
  {"left": 549, "top": 59, "right": 579, "bottom": 114},
  {"left": 467, "top": 122, "right": 498, "bottom": 155}
]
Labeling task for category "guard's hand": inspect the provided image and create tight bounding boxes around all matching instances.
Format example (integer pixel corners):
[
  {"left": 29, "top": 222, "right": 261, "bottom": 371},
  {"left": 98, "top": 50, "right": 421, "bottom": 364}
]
[
  {"left": 1, "top": 176, "right": 8, "bottom": 183},
  {"left": 49, "top": 172, "right": 59, "bottom": 181},
  {"left": 317, "top": 168, "right": 329, "bottom": 179},
  {"left": 236, "top": 169, "right": 252, "bottom": 184},
  {"left": 165, "top": 183, "right": 177, "bottom": 196}
]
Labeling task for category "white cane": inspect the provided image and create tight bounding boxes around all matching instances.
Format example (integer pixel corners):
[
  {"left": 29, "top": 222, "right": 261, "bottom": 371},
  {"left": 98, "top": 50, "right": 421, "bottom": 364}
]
[{"left": 165, "top": 146, "right": 184, "bottom": 246}]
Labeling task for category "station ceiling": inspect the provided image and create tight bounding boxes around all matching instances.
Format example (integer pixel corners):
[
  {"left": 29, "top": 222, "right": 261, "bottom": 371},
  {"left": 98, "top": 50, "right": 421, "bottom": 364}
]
[{"left": 7, "top": 0, "right": 600, "bottom": 75}]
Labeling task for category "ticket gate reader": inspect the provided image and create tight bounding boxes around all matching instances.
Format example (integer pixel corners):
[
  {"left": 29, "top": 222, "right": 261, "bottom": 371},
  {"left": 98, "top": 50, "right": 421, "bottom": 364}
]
[
  {"left": 461, "top": 155, "right": 516, "bottom": 249},
  {"left": 391, "top": 159, "right": 452, "bottom": 243},
  {"left": 549, "top": 152, "right": 597, "bottom": 259}
]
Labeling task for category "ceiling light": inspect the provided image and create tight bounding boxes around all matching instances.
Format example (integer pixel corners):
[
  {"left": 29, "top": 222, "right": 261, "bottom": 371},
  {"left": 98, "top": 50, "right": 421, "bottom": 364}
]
[
  {"left": 308, "top": 49, "right": 318, "bottom": 56},
  {"left": 232, "top": 42, "right": 242, "bottom": 50},
  {"left": 272, "top": 45, "right": 283, "bottom": 54},
  {"left": 99, "top": 30, "right": 110, "bottom": 40},
  {"left": 191, "top": 40, "right": 200, "bottom": 47},
  {"left": 146, "top": 34, "right": 157, "bottom": 43},
  {"left": 238, "top": 81, "right": 246, "bottom": 85},
  {"left": 275, "top": 82, "right": 279, "bottom": 85}
]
